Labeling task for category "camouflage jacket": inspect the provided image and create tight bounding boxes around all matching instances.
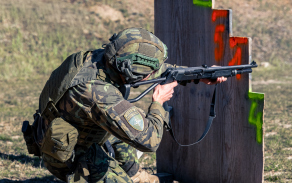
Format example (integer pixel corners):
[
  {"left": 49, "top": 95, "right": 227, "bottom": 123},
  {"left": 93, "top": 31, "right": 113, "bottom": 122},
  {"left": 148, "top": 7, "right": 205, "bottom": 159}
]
[{"left": 57, "top": 49, "right": 170, "bottom": 153}]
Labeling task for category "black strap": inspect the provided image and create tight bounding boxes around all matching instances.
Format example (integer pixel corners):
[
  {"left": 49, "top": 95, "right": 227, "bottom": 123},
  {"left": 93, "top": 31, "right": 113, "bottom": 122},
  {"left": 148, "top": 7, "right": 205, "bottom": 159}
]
[
  {"left": 103, "top": 140, "right": 115, "bottom": 158},
  {"left": 167, "top": 84, "right": 217, "bottom": 146},
  {"left": 120, "top": 161, "right": 140, "bottom": 177}
]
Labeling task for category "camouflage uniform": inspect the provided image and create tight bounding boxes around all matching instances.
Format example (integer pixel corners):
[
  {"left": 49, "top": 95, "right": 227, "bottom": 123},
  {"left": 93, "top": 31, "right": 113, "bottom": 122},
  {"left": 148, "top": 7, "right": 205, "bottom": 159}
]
[
  {"left": 39, "top": 28, "right": 186, "bottom": 182},
  {"left": 42, "top": 49, "right": 169, "bottom": 182}
]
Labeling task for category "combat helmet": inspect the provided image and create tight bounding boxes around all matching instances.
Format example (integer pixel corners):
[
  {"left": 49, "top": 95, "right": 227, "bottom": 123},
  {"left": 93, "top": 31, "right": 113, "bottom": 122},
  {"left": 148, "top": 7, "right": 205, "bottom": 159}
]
[{"left": 104, "top": 27, "right": 168, "bottom": 83}]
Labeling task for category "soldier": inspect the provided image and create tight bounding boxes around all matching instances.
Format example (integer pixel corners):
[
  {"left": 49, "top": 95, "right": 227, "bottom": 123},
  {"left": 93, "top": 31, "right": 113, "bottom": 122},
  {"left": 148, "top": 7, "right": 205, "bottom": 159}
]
[{"left": 31, "top": 27, "right": 226, "bottom": 183}]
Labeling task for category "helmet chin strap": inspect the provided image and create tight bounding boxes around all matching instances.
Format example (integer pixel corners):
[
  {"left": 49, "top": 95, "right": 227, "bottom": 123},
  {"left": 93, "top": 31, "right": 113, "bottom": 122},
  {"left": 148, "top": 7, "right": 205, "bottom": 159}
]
[{"left": 114, "top": 56, "right": 143, "bottom": 84}]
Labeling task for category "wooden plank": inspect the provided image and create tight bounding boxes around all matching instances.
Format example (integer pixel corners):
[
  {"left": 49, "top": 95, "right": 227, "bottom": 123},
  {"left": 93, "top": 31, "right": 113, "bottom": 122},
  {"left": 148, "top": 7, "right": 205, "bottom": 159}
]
[
  {"left": 155, "top": 0, "right": 264, "bottom": 182},
  {"left": 154, "top": 173, "right": 174, "bottom": 183}
]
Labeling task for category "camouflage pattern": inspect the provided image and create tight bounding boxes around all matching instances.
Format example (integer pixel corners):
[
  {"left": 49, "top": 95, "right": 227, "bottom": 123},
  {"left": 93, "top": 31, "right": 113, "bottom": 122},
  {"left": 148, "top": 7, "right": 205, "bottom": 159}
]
[
  {"left": 43, "top": 50, "right": 169, "bottom": 182},
  {"left": 71, "top": 144, "right": 133, "bottom": 183},
  {"left": 104, "top": 28, "right": 168, "bottom": 75},
  {"left": 109, "top": 137, "right": 140, "bottom": 177},
  {"left": 57, "top": 68, "right": 168, "bottom": 152}
]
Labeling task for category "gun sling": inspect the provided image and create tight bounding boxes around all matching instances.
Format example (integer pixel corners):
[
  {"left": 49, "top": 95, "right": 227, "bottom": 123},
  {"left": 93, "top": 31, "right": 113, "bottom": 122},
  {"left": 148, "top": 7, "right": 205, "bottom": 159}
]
[{"left": 165, "top": 84, "right": 217, "bottom": 146}]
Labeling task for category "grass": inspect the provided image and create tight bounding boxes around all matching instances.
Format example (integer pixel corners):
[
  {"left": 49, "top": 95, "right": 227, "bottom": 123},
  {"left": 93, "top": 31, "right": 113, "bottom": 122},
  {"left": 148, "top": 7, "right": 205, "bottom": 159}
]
[
  {"left": 0, "top": 135, "right": 12, "bottom": 142},
  {"left": 253, "top": 81, "right": 292, "bottom": 181},
  {"left": 0, "top": 0, "right": 291, "bottom": 182},
  {"left": 0, "top": 0, "right": 155, "bottom": 181}
]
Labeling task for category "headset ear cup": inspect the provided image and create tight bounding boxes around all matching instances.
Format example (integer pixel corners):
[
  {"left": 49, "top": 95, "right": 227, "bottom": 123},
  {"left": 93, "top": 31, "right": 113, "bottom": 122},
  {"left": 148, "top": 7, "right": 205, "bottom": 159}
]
[
  {"left": 124, "top": 68, "right": 133, "bottom": 78},
  {"left": 127, "top": 61, "right": 132, "bottom": 71},
  {"left": 120, "top": 61, "right": 124, "bottom": 72},
  {"left": 126, "top": 59, "right": 132, "bottom": 71},
  {"left": 114, "top": 58, "right": 144, "bottom": 83}
]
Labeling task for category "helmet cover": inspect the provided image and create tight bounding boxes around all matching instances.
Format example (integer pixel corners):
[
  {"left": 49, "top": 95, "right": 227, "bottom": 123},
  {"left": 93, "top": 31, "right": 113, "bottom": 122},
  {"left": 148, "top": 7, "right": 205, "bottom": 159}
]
[{"left": 104, "top": 28, "right": 168, "bottom": 76}]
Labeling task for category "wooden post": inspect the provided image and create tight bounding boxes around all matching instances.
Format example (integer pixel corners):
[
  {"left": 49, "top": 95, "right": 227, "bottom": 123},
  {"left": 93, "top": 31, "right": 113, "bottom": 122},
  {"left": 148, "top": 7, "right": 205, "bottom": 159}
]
[{"left": 155, "top": 0, "right": 264, "bottom": 182}]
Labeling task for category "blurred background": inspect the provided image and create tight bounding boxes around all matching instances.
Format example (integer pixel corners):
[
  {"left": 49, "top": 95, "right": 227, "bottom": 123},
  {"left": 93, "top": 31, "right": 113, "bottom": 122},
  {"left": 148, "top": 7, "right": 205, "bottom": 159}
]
[{"left": 0, "top": 0, "right": 291, "bottom": 182}]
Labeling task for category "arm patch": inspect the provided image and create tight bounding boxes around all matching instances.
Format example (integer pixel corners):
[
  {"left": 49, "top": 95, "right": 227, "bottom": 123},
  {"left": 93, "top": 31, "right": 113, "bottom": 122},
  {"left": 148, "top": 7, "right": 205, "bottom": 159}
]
[
  {"left": 124, "top": 107, "right": 144, "bottom": 131},
  {"left": 106, "top": 100, "right": 147, "bottom": 140}
]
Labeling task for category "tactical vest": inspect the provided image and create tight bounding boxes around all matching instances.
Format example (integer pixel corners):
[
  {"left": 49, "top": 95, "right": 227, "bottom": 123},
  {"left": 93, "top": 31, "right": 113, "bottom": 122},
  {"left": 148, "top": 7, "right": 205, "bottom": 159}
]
[
  {"left": 40, "top": 50, "right": 95, "bottom": 115},
  {"left": 39, "top": 49, "right": 112, "bottom": 162}
]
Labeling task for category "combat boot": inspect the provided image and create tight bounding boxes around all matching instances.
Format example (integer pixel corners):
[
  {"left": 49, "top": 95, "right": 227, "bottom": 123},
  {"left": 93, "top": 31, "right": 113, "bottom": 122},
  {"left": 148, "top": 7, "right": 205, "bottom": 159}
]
[{"left": 131, "top": 170, "right": 159, "bottom": 183}]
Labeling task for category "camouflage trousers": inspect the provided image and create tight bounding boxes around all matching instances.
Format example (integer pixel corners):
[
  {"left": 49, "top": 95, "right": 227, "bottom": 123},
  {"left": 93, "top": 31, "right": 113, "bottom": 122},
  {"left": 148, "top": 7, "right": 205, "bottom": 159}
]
[{"left": 43, "top": 137, "right": 139, "bottom": 183}]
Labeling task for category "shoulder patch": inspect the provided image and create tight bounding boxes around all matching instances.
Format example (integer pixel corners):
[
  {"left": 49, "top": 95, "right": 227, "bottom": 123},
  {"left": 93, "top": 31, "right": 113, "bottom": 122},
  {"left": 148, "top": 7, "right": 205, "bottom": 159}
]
[{"left": 124, "top": 107, "right": 144, "bottom": 131}]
